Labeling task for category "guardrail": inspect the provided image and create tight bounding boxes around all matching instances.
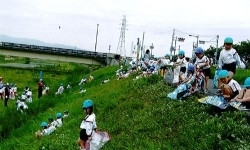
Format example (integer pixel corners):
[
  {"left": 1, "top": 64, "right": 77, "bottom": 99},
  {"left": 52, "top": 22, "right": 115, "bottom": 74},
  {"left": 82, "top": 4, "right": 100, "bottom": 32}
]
[{"left": 0, "top": 42, "right": 108, "bottom": 64}]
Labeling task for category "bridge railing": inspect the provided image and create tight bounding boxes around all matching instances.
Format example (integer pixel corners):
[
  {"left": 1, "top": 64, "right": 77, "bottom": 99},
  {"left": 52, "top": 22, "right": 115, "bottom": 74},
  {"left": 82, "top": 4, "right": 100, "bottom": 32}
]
[{"left": 0, "top": 42, "right": 108, "bottom": 61}]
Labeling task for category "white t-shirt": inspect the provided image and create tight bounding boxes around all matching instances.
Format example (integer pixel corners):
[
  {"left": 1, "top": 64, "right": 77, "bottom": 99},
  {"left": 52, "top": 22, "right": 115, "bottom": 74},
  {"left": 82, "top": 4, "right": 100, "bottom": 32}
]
[
  {"left": 42, "top": 126, "right": 56, "bottom": 136},
  {"left": 80, "top": 113, "right": 97, "bottom": 136},
  {"left": 228, "top": 79, "right": 241, "bottom": 92},
  {"left": 176, "top": 58, "right": 187, "bottom": 67},
  {"left": 194, "top": 55, "right": 210, "bottom": 69},
  {"left": 218, "top": 48, "right": 240, "bottom": 68}
]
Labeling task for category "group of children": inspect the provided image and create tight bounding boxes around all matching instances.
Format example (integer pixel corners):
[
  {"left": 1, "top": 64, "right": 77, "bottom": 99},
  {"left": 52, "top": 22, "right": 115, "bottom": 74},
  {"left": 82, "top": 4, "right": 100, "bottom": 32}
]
[
  {"left": 35, "top": 110, "right": 69, "bottom": 138},
  {"left": 167, "top": 37, "right": 250, "bottom": 110}
]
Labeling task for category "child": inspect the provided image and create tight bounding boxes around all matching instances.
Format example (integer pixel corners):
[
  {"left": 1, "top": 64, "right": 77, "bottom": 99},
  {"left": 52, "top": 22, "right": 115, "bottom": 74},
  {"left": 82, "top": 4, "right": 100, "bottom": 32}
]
[
  {"left": 101, "top": 79, "right": 110, "bottom": 85},
  {"left": 218, "top": 37, "right": 241, "bottom": 81},
  {"left": 51, "top": 112, "right": 63, "bottom": 127},
  {"left": 79, "top": 77, "right": 88, "bottom": 85},
  {"left": 78, "top": 99, "right": 97, "bottom": 150},
  {"left": 67, "top": 82, "right": 72, "bottom": 89},
  {"left": 48, "top": 116, "right": 55, "bottom": 127},
  {"left": 231, "top": 77, "right": 250, "bottom": 108},
  {"left": 218, "top": 70, "right": 241, "bottom": 101},
  {"left": 79, "top": 87, "right": 87, "bottom": 93},
  {"left": 173, "top": 50, "right": 187, "bottom": 84},
  {"left": 55, "top": 84, "right": 64, "bottom": 95},
  {"left": 26, "top": 89, "right": 32, "bottom": 103},
  {"left": 63, "top": 110, "right": 69, "bottom": 118},
  {"left": 88, "top": 75, "right": 94, "bottom": 82},
  {"left": 194, "top": 47, "right": 211, "bottom": 93},
  {"left": 42, "top": 85, "right": 49, "bottom": 95},
  {"left": 16, "top": 98, "right": 28, "bottom": 113},
  {"left": 35, "top": 122, "right": 56, "bottom": 138}
]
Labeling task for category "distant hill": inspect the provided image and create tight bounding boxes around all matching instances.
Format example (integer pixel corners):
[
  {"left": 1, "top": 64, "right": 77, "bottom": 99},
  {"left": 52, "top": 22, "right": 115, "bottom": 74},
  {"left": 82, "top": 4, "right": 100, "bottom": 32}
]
[{"left": 0, "top": 34, "right": 81, "bottom": 50}]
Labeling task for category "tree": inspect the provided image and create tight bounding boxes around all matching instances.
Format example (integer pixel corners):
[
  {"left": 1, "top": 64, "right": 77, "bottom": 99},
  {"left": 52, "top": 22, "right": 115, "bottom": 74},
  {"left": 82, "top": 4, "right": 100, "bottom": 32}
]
[
  {"left": 233, "top": 40, "right": 250, "bottom": 68},
  {"left": 204, "top": 45, "right": 223, "bottom": 64}
]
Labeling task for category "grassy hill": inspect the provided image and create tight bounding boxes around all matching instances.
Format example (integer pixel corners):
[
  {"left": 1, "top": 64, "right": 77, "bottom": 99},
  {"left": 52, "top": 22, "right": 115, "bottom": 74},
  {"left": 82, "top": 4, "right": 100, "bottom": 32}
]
[{"left": 1, "top": 61, "right": 250, "bottom": 149}]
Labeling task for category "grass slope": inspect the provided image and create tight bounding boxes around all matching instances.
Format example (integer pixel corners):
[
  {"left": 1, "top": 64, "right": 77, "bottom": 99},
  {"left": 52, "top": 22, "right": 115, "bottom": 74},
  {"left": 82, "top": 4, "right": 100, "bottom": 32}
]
[{"left": 1, "top": 66, "right": 250, "bottom": 150}]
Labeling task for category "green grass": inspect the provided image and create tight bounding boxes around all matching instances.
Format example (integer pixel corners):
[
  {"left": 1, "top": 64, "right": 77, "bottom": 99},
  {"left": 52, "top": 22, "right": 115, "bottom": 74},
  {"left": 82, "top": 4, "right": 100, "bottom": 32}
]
[{"left": 1, "top": 62, "right": 250, "bottom": 149}]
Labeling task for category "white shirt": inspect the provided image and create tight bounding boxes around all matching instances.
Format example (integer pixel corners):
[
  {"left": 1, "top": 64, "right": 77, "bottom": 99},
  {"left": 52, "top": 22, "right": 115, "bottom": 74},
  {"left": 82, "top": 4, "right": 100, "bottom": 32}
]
[
  {"left": 176, "top": 58, "right": 187, "bottom": 67},
  {"left": 56, "top": 86, "right": 64, "bottom": 94},
  {"left": 194, "top": 55, "right": 210, "bottom": 69},
  {"left": 80, "top": 113, "right": 97, "bottom": 136},
  {"left": 218, "top": 48, "right": 241, "bottom": 68},
  {"left": 228, "top": 79, "right": 241, "bottom": 92},
  {"left": 42, "top": 126, "right": 56, "bottom": 136},
  {"left": 16, "top": 100, "right": 28, "bottom": 110}
]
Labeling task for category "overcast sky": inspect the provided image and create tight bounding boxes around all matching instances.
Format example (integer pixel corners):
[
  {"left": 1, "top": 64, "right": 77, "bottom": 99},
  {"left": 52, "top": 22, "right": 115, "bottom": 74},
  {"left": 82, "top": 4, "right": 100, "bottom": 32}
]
[{"left": 1, "top": 0, "right": 250, "bottom": 57}]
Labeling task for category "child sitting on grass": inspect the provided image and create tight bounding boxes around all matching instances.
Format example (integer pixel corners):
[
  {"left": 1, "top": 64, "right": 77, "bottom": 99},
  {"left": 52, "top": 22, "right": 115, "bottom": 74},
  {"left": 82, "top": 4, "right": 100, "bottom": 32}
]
[
  {"left": 217, "top": 70, "right": 241, "bottom": 101},
  {"left": 231, "top": 77, "right": 250, "bottom": 108},
  {"left": 35, "top": 122, "right": 56, "bottom": 138}
]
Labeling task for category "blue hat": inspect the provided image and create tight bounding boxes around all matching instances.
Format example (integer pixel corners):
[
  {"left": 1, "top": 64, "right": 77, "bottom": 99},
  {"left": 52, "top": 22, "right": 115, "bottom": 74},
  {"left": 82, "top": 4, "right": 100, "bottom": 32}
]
[
  {"left": 82, "top": 99, "right": 93, "bottom": 108},
  {"left": 194, "top": 47, "right": 204, "bottom": 54},
  {"left": 218, "top": 70, "right": 229, "bottom": 78},
  {"left": 188, "top": 64, "right": 194, "bottom": 71},
  {"left": 224, "top": 37, "right": 233, "bottom": 44},
  {"left": 56, "top": 113, "right": 62, "bottom": 118},
  {"left": 178, "top": 50, "right": 185, "bottom": 55},
  {"left": 244, "top": 77, "right": 250, "bottom": 88},
  {"left": 40, "top": 122, "right": 48, "bottom": 127}
]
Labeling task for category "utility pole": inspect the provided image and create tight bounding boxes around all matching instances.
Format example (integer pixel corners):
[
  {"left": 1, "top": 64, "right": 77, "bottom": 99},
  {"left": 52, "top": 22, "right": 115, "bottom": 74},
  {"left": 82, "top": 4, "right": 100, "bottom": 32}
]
[
  {"left": 215, "top": 35, "right": 219, "bottom": 64},
  {"left": 141, "top": 32, "right": 145, "bottom": 59},
  {"left": 174, "top": 36, "right": 177, "bottom": 56},
  {"left": 136, "top": 38, "right": 140, "bottom": 71},
  {"left": 94, "top": 24, "right": 99, "bottom": 53},
  {"left": 170, "top": 29, "right": 175, "bottom": 60},
  {"left": 109, "top": 45, "right": 111, "bottom": 53}
]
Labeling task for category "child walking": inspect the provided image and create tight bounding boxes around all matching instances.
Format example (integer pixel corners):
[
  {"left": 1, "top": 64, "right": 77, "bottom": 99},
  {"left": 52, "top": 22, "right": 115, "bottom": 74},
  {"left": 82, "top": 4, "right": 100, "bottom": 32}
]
[{"left": 218, "top": 37, "right": 241, "bottom": 80}]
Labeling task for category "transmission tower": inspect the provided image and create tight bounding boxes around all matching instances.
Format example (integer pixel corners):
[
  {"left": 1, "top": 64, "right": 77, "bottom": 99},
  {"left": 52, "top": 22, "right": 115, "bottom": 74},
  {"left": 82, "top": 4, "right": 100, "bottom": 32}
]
[{"left": 116, "top": 15, "right": 127, "bottom": 57}]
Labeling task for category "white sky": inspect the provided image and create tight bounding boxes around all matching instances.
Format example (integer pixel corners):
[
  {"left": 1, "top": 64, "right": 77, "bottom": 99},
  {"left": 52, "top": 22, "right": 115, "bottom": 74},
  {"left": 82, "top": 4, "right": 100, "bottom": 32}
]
[{"left": 1, "top": 0, "right": 250, "bottom": 58}]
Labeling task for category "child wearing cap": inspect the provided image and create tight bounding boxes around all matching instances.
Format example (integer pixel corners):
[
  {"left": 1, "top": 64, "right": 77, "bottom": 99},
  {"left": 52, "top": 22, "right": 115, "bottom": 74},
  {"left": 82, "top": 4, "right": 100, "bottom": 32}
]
[
  {"left": 174, "top": 50, "right": 187, "bottom": 84},
  {"left": 51, "top": 113, "right": 63, "bottom": 127},
  {"left": 78, "top": 99, "right": 97, "bottom": 150},
  {"left": 218, "top": 70, "right": 241, "bottom": 100},
  {"left": 194, "top": 47, "right": 211, "bottom": 94},
  {"left": 35, "top": 121, "right": 56, "bottom": 138},
  {"left": 231, "top": 77, "right": 250, "bottom": 108},
  {"left": 218, "top": 37, "right": 241, "bottom": 81}
]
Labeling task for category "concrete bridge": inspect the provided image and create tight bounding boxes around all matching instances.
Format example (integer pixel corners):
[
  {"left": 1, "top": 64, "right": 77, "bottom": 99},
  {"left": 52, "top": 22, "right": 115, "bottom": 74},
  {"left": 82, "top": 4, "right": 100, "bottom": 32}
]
[{"left": 0, "top": 42, "right": 120, "bottom": 66}]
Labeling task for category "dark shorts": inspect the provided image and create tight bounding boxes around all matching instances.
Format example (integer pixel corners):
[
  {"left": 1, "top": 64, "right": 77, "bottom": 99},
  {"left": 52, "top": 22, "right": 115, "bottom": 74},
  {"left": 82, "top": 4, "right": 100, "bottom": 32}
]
[
  {"left": 202, "top": 68, "right": 211, "bottom": 77},
  {"left": 222, "top": 62, "right": 236, "bottom": 74},
  {"left": 242, "top": 102, "right": 250, "bottom": 109},
  {"left": 180, "top": 67, "right": 186, "bottom": 73},
  {"left": 160, "top": 66, "right": 167, "bottom": 70},
  {"left": 80, "top": 129, "right": 88, "bottom": 141}
]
